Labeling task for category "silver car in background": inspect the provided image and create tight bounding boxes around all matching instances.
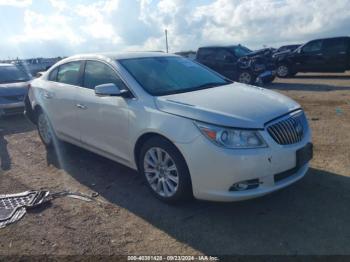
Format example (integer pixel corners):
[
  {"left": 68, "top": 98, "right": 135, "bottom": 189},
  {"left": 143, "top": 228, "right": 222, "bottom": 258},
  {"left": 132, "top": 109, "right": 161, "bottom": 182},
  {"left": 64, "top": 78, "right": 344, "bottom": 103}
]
[
  {"left": 26, "top": 52, "right": 312, "bottom": 203},
  {"left": 0, "top": 63, "right": 32, "bottom": 117}
]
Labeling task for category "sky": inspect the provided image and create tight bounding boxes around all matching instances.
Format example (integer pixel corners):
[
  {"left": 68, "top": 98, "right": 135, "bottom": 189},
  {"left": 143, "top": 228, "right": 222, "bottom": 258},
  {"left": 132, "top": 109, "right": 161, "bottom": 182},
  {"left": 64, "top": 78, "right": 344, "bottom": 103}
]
[{"left": 0, "top": 0, "right": 349, "bottom": 59}]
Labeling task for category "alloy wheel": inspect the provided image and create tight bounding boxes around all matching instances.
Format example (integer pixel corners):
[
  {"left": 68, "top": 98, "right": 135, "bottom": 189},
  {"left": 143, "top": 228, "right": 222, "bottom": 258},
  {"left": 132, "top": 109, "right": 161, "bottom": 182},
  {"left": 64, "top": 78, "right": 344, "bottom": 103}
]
[
  {"left": 38, "top": 113, "right": 53, "bottom": 145},
  {"left": 277, "top": 65, "right": 289, "bottom": 77},
  {"left": 143, "top": 147, "right": 179, "bottom": 197},
  {"left": 238, "top": 72, "right": 252, "bottom": 84}
]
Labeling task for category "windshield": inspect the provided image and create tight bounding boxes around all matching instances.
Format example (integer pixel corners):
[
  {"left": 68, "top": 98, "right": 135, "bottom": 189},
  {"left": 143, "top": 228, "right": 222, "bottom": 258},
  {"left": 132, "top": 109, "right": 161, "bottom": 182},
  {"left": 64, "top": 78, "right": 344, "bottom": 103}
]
[
  {"left": 119, "top": 57, "right": 231, "bottom": 96},
  {"left": 230, "top": 46, "right": 252, "bottom": 57},
  {"left": 0, "top": 66, "right": 31, "bottom": 84}
]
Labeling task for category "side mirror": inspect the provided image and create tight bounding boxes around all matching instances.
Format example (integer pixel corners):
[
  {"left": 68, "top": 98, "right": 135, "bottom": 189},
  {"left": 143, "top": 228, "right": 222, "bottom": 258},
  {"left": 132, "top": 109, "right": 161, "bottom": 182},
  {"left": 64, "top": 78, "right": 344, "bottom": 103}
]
[
  {"left": 95, "top": 83, "right": 129, "bottom": 97},
  {"left": 36, "top": 71, "right": 45, "bottom": 78}
]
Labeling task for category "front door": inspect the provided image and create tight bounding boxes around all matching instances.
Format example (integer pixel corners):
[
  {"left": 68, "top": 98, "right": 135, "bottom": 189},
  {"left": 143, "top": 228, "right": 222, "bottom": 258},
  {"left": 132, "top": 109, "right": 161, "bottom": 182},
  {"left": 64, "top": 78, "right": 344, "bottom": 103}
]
[
  {"left": 75, "top": 60, "right": 131, "bottom": 163},
  {"left": 294, "top": 40, "right": 326, "bottom": 72}
]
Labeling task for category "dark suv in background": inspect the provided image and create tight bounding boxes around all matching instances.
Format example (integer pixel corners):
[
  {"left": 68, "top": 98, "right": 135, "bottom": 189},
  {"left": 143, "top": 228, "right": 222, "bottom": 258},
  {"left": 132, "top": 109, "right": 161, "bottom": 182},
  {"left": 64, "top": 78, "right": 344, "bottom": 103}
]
[
  {"left": 274, "top": 36, "right": 350, "bottom": 77},
  {"left": 196, "top": 45, "right": 276, "bottom": 85}
]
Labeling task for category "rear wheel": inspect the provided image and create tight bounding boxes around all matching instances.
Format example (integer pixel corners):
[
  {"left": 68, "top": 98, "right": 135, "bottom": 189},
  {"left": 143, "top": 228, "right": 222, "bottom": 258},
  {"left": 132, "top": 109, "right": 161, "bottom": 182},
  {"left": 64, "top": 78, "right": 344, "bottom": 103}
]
[
  {"left": 139, "top": 137, "right": 192, "bottom": 203},
  {"left": 37, "top": 110, "right": 54, "bottom": 148},
  {"left": 277, "top": 64, "right": 296, "bottom": 78},
  {"left": 237, "top": 71, "right": 254, "bottom": 85}
]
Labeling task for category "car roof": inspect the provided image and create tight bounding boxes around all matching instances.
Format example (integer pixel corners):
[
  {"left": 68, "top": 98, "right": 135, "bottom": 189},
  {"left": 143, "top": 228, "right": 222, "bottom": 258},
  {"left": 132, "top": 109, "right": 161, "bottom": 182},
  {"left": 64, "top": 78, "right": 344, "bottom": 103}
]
[
  {"left": 62, "top": 51, "right": 177, "bottom": 63},
  {"left": 198, "top": 45, "right": 239, "bottom": 49},
  {"left": 309, "top": 36, "right": 350, "bottom": 42}
]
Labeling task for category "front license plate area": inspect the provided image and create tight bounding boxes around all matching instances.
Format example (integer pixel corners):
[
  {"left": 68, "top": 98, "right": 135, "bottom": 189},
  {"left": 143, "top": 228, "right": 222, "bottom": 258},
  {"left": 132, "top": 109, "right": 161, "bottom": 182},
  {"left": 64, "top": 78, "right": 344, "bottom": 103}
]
[{"left": 296, "top": 143, "right": 313, "bottom": 168}]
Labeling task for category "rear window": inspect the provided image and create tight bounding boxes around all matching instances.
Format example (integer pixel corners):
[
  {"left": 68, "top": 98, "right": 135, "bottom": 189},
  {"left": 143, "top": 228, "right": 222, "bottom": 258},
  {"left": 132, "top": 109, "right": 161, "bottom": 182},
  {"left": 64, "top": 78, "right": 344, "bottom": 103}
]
[
  {"left": 0, "top": 66, "right": 31, "bottom": 84},
  {"left": 197, "top": 48, "right": 216, "bottom": 60},
  {"left": 57, "top": 61, "right": 82, "bottom": 86},
  {"left": 48, "top": 68, "right": 58, "bottom": 81},
  {"left": 323, "top": 38, "right": 347, "bottom": 53},
  {"left": 302, "top": 40, "right": 323, "bottom": 53}
]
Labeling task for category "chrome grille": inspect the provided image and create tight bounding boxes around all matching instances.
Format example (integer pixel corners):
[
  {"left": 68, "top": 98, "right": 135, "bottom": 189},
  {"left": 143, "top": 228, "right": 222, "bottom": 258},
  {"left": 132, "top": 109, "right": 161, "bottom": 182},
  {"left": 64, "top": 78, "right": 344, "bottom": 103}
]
[{"left": 267, "top": 112, "right": 305, "bottom": 145}]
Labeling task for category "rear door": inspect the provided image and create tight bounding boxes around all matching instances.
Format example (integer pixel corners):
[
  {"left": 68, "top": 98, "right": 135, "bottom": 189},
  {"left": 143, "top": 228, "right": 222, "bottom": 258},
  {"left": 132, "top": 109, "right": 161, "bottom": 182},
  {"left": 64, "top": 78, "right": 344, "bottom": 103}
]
[
  {"left": 42, "top": 61, "right": 83, "bottom": 141},
  {"left": 197, "top": 48, "right": 221, "bottom": 72},
  {"left": 295, "top": 39, "right": 325, "bottom": 72},
  {"left": 75, "top": 60, "right": 131, "bottom": 162},
  {"left": 322, "top": 38, "right": 348, "bottom": 71},
  {"left": 212, "top": 48, "right": 237, "bottom": 80}
]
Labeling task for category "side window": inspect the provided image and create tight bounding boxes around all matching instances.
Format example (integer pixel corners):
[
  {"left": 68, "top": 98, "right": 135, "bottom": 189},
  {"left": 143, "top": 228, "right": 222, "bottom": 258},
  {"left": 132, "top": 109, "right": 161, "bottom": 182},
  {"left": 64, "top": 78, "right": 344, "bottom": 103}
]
[
  {"left": 198, "top": 48, "right": 216, "bottom": 60},
  {"left": 48, "top": 68, "right": 58, "bottom": 81},
  {"left": 57, "top": 61, "right": 82, "bottom": 86},
  {"left": 302, "top": 40, "right": 322, "bottom": 53},
  {"left": 83, "top": 61, "right": 127, "bottom": 90},
  {"left": 214, "top": 49, "right": 235, "bottom": 62},
  {"left": 323, "top": 38, "right": 347, "bottom": 53}
]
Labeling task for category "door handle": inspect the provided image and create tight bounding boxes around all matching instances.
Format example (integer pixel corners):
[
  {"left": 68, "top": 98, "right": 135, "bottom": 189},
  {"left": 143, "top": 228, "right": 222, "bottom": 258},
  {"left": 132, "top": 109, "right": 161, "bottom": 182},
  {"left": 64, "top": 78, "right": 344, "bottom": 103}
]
[
  {"left": 76, "top": 104, "right": 87, "bottom": 110},
  {"left": 315, "top": 53, "right": 323, "bottom": 56},
  {"left": 339, "top": 51, "right": 346, "bottom": 55}
]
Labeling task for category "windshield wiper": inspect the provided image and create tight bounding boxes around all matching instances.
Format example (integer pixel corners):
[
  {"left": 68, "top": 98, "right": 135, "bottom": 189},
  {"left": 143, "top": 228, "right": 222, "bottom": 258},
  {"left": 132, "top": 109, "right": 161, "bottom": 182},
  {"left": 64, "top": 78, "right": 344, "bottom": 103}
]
[{"left": 194, "top": 81, "right": 230, "bottom": 90}]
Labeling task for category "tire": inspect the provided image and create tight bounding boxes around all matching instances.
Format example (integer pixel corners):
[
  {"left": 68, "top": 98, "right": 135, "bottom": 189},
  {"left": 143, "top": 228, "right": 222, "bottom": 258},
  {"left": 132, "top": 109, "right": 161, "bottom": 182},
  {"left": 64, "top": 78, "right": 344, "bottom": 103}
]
[
  {"left": 263, "top": 75, "right": 276, "bottom": 84},
  {"left": 36, "top": 110, "right": 55, "bottom": 148},
  {"left": 139, "top": 136, "right": 193, "bottom": 203},
  {"left": 237, "top": 71, "right": 254, "bottom": 85},
  {"left": 276, "top": 64, "right": 294, "bottom": 78}
]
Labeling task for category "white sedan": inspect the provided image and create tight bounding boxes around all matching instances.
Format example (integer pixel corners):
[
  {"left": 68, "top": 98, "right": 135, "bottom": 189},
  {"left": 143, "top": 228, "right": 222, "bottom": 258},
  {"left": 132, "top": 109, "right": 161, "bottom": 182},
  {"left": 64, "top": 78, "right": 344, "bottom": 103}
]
[{"left": 25, "top": 52, "right": 312, "bottom": 203}]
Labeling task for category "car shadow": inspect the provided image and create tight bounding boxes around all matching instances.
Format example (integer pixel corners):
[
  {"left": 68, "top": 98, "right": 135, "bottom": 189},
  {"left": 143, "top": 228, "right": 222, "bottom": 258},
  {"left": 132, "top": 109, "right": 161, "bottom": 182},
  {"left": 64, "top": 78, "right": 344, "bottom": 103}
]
[
  {"left": 46, "top": 143, "right": 350, "bottom": 255},
  {"left": 293, "top": 74, "right": 350, "bottom": 80},
  {"left": 267, "top": 82, "right": 350, "bottom": 92},
  {"left": 0, "top": 115, "right": 35, "bottom": 172}
]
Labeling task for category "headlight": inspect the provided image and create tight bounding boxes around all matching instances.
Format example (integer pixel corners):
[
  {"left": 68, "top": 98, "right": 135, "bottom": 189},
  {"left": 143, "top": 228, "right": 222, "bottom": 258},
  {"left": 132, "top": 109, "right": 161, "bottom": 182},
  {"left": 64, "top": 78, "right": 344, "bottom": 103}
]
[{"left": 194, "top": 121, "right": 267, "bottom": 149}]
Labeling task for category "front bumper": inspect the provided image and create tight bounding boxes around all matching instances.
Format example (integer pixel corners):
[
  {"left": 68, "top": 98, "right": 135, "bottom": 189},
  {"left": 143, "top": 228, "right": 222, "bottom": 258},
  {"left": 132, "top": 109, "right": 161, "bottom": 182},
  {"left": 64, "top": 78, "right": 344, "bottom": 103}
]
[
  {"left": 176, "top": 129, "right": 311, "bottom": 202},
  {"left": 0, "top": 101, "right": 25, "bottom": 116},
  {"left": 256, "top": 70, "right": 276, "bottom": 83}
]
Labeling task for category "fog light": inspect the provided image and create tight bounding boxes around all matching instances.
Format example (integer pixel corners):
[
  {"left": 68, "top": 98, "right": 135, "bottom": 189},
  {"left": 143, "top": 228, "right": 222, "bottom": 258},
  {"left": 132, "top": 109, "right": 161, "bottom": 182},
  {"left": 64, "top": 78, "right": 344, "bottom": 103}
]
[{"left": 229, "top": 179, "right": 260, "bottom": 191}]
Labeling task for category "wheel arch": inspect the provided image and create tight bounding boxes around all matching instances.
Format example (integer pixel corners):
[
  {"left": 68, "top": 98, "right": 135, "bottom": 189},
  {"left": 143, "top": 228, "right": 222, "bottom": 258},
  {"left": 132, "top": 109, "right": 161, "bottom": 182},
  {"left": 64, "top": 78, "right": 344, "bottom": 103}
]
[{"left": 133, "top": 132, "right": 189, "bottom": 173}]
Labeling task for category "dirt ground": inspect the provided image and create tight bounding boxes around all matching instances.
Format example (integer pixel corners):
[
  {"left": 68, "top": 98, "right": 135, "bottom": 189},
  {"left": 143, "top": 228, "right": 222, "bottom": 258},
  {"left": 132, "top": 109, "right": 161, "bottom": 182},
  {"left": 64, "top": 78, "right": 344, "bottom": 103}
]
[{"left": 0, "top": 73, "right": 350, "bottom": 257}]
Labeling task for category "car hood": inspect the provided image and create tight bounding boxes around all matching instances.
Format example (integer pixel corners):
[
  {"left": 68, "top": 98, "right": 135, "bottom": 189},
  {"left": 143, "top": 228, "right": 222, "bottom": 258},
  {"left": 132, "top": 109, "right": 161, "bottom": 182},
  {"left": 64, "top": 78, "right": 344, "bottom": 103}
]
[
  {"left": 155, "top": 83, "right": 300, "bottom": 129},
  {"left": 243, "top": 48, "right": 273, "bottom": 58},
  {"left": 0, "top": 81, "right": 30, "bottom": 96}
]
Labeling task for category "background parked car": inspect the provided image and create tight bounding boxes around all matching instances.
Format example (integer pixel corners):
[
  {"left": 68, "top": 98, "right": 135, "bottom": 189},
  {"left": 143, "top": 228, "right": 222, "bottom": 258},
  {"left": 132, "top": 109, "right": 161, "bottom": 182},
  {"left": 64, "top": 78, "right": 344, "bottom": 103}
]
[
  {"left": 196, "top": 45, "right": 276, "bottom": 85},
  {"left": 272, "top": 44, "right": 301, "bottom": 58},
  {"left": 274, "top": 36, "right": 350, "bottom": 77},
  {"left": 0, "top": 63, "right": 32, "bottom": 117},
  {"left": 275, "top": 44, "right": 301, "bottom": 53}
]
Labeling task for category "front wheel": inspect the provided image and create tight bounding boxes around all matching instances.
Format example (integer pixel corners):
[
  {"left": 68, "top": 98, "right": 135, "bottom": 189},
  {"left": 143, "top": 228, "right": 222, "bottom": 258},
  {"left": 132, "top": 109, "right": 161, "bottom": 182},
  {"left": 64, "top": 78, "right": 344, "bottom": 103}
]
[
  {"left": 237, "top": 71, "right": 254, "bottom": 85},
  {"left": 139, "top": 137, "right": 192, "bottom": 203},
  {"left": 37, "top": 110, "right": 55, "bottom": 148},
  {"left": 276, "top": 64, "right": 295, "bottom": 78}
]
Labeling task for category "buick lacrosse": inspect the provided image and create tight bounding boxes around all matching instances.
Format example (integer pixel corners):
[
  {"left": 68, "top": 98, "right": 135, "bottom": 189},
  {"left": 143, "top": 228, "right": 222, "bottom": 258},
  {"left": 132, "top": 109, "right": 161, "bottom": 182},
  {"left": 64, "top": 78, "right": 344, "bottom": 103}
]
[{"left": 26, "top": 52, "right": 312, "bottom": 203}]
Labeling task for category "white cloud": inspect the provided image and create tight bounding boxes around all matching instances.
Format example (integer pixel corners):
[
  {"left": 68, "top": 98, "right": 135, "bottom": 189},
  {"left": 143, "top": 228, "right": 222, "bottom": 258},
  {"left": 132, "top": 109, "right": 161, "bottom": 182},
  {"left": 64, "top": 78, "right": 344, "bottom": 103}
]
[
  {"left": 0, "top": 0, "right": 32, "bottom": 7},
  {"left": 2, "top": 0, "right": 350, "bottom": 58},
  {"left": 136, "top": 0, "right": 350, "bottom": 51},
  {"left": 10, "top": 10, "right": 84, "bottom": 45},
  {"left": 49, "top": 0, "right": 67, "bottom": 12},
  {"left": 75, "top": 1, "right": 122, "bottom": 43}
]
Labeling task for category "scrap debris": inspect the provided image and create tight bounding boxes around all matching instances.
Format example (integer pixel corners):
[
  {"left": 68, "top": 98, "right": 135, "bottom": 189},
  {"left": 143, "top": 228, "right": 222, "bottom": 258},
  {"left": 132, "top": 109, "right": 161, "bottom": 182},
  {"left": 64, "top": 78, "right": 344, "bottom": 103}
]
[{"left": 0, "top": 190, "right": 98, "bottom": 229}]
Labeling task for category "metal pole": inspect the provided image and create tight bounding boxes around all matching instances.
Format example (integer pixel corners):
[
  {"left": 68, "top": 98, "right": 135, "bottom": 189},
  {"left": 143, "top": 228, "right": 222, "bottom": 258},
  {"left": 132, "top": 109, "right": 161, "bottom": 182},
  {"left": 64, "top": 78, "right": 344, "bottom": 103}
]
[{"left": 165, "top": 29, "right": 169, "bottom": 53}]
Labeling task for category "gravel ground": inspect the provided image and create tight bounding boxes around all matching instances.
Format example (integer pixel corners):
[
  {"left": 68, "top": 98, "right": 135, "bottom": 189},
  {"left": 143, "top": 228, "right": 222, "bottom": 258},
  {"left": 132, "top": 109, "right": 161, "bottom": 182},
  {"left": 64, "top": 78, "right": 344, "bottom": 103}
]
[{"left": 0, "top": 73, "right": 350, "bottom": 257}]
